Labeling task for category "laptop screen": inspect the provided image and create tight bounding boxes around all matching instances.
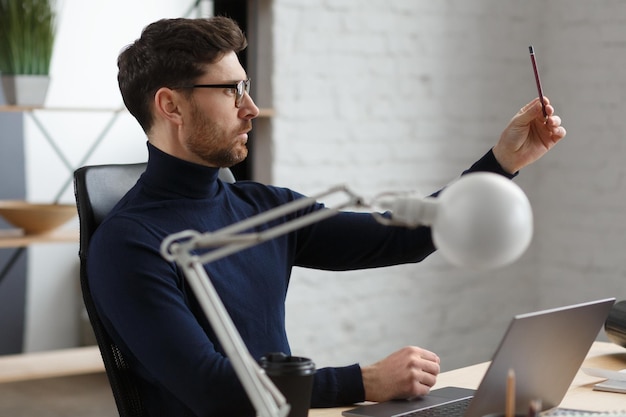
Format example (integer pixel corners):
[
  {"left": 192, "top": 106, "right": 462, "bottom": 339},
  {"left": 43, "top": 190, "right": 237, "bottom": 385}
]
[{"left": 464, "top": 298, "right": 615, "bottom": 417}]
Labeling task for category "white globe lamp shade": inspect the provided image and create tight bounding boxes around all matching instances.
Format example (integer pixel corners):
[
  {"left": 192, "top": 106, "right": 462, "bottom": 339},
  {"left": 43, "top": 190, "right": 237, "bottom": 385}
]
[{"left": 432, "top": 172, "right": 533, "bottom": 269}]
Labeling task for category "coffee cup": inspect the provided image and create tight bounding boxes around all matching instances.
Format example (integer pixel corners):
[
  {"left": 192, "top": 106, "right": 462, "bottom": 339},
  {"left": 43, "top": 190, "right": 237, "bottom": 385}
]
[{"left": 259, "top": 352, "right": 316, "bottom": 417}]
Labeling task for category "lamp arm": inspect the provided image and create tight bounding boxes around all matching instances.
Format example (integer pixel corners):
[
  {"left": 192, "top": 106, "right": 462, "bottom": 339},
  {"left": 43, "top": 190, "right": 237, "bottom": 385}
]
[
  {"left": 161, "top": 185, "right": 365, "bottom": 265},
  {"left": 370, "top": 195, "right": 439, "bottom": 228},
  {"left": 201, "top": 184, "right": 363, "bottom": 238}
]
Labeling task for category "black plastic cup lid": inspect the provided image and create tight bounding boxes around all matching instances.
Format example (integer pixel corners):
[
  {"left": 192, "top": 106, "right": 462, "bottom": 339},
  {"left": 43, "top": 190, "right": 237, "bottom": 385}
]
[{"left": 259, "top": 352, "right": 316, "bottom": 376}]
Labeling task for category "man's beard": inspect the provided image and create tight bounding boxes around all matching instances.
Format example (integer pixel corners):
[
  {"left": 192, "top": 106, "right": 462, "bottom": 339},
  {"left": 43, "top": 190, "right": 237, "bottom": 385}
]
[{"left": 186, "top": 104, "right": 250, "bottom": 168}]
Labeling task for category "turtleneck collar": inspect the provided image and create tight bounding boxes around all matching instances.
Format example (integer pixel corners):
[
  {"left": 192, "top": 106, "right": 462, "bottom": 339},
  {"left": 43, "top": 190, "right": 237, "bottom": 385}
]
[{"left": 141, "top": 142, "right": 222, "bottom": 199}]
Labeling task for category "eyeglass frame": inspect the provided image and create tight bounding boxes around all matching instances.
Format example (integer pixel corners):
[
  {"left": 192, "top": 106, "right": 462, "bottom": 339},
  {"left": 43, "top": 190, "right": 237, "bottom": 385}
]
[{"left": 174, "top": 79, "right": 251, "bottom": 108}]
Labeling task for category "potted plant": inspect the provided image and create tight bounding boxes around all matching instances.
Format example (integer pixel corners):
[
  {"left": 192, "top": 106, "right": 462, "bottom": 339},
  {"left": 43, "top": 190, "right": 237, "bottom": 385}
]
[{"left": 0, "top": 0, "right": 56, "bottom": 106}]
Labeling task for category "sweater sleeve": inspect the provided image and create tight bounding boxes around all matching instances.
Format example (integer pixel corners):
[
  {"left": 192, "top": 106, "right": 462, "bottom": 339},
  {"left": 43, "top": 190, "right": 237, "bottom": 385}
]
[
  {"left": 312, "top": 365, "right": 365, "bottom": 407},
  {"left": 463, "top": 148, "right": 518, "bottom": 179}
]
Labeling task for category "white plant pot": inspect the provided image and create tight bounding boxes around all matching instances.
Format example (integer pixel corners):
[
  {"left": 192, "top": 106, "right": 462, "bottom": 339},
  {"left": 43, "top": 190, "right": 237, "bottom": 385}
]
[{"left": 1, "top": 74, "right": 51, "bottom": 107}]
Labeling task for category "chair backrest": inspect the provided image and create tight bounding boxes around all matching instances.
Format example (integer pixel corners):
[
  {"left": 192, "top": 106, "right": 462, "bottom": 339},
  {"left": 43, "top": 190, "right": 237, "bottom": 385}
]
[{"left": 73, "top": 162, "right": 235, "bottom": 417}]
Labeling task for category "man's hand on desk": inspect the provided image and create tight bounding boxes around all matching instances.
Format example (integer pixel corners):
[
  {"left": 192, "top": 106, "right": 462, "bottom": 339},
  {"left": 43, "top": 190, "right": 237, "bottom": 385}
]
[{"left": 361, "top": 346, "right": 441, "bottom": 402}]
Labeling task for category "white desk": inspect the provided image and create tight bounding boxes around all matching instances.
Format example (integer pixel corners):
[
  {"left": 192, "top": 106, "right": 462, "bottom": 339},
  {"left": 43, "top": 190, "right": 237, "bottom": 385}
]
[{"left": 309, "top": 341, "right": 626, "bottom": 416}]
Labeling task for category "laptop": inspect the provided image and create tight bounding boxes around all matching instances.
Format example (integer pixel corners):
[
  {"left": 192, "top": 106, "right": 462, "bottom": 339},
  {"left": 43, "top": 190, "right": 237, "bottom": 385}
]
[{"left": 342, "top": 298, "right": 615, "bottom": 417}]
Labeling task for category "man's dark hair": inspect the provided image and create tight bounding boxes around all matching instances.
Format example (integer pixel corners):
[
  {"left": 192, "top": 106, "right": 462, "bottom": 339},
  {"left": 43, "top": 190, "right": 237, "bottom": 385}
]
[{"left": 117, "top": 16, "right": 247, "bottom": 133}]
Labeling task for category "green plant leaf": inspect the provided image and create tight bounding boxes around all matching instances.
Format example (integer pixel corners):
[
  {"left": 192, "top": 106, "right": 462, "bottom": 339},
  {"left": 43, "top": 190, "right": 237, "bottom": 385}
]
[{"left": 0, "top": 0, "right": 56, "bottom": 75}]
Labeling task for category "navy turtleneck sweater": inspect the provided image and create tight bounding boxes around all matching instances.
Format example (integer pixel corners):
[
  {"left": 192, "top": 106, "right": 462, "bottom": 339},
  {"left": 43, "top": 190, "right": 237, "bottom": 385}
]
[{"left": 88, "top": 143, "right": 514, "bottom": 416}]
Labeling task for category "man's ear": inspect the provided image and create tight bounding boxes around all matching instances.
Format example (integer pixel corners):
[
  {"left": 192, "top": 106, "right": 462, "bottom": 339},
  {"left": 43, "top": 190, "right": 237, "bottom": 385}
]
[{"left": 154, "top": 87, "right": 184, "bottom": 126}]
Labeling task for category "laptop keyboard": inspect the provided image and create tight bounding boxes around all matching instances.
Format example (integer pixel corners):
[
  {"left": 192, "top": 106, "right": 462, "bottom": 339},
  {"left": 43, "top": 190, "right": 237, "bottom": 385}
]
[{"left": 402, "top": 397, "right": 472, "bottom": 417}]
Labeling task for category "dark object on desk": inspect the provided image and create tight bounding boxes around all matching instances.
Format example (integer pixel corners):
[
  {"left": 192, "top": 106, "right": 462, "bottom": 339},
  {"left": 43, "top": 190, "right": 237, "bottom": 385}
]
[
  {"left": 605, "top": 300, "right": 626, "bottom": 347},
  {"left": 260, "top": 352, "right": 316, "bottom": 417},
  {"left": 73, "top": 163, "right": 235, "bottom": 417}
]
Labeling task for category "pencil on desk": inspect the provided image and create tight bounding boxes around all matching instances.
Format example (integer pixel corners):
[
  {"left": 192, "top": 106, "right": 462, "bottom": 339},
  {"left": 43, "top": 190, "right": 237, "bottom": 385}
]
[{"left": 506, "top": 368, "right": 516, "bottom": 417}]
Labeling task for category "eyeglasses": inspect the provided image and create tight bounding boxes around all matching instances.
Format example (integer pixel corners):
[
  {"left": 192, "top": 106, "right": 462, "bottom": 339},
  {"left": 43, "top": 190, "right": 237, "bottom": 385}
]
[{"left": 177, "top": 79, "right": 251, "bottom": 108}]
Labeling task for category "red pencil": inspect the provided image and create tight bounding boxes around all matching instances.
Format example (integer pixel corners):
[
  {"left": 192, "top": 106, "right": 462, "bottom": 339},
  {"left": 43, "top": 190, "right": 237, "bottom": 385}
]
[{"left": 529, "top": 45, "right": 547, "bottom": 118}]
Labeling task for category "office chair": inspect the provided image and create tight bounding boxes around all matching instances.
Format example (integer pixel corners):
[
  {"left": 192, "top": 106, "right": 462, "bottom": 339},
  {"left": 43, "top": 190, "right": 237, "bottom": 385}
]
[{"left": 74, "top": 162, "right": 235, "bottom": 417}]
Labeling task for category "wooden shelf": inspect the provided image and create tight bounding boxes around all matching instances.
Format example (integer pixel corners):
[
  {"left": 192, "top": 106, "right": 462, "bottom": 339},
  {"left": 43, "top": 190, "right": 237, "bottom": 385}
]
[
  {"left": 0, "top": 345, "right": 104, "bottom": 383},
  {"left": 0, "top": 105, "right": 275, "bottom": 117},
  {"left": 257, "top": 107, "right": 274, "bottom": 118},
  {"left": 0, "top": 105, "right": 125, "bottom": 113},
  {"left": 0, "top": 229, "right": 78, "bottom": 248}
]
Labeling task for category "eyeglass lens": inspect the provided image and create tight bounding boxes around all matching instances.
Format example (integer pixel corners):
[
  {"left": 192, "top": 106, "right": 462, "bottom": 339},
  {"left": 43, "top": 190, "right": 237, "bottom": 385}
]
[{"left": 236, "top": 79, "right": 251, "bottom": 107}]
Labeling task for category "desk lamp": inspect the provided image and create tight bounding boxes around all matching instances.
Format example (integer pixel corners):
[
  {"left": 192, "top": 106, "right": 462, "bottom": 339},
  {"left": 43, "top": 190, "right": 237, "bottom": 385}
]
[{"left": 160, "top": 172, "right": 533, "bottom": 417}]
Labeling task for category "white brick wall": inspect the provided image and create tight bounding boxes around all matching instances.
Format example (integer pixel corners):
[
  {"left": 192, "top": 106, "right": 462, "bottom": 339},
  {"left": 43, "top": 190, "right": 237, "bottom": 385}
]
[{"left": 272, "top": 0, "right": 624, "bottom": 372}]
